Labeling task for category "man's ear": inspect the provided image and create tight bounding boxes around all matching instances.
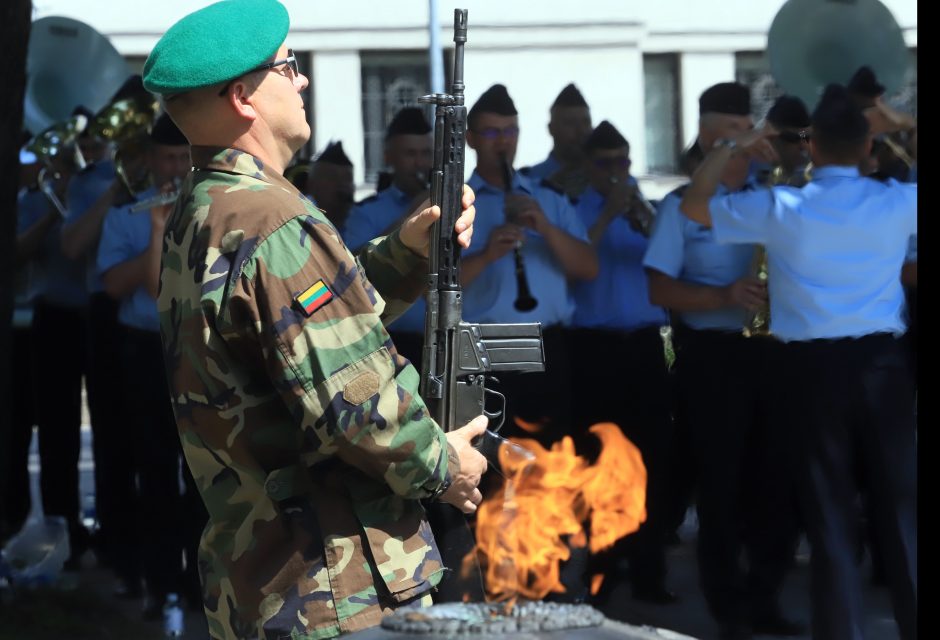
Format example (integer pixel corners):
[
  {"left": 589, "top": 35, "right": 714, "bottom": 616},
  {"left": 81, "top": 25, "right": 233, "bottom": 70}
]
[
  {"left": 466, "top": 130, "right": 478, "bottom": 151},
  {"left": 227, "top": 80, "right": 258, "bottom": 121}
]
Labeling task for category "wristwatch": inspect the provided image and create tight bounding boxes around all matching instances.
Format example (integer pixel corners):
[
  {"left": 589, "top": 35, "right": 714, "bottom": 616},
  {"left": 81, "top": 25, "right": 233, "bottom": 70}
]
[{"left": 712, "top": 137, "right": 738, "bottom": 151}]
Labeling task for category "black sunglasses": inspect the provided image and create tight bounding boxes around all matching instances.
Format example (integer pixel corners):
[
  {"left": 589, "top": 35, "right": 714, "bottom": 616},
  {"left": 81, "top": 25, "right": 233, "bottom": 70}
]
[
  {"left": 218, "top": 49, "right": 299, "bottom": 97},
  {"left": 778, "top": 129, "right": 811, "bottom": 144}
]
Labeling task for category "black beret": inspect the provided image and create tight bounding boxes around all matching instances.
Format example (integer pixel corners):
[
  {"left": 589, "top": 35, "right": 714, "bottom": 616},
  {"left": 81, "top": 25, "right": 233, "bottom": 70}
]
[
  {"left": 150, "top": 113, "right": 189, "bottom": 146},
  {"left": 552, "top": 83, "right": 588, "bottom": 109},
  {"left": 385, "top": 107, "right": 432, "bottom": 140},
  {"left": 766, "top": 95, "right": 811, "bottom": 129},
  {"left": 699, "top": 82, "right": 751, "bottom": 116},
  {"left": 847, "top": 66, "right": 885, "bottom": 99},
  {"left": 469, "top": 84, "right": 518, "bottom": 121},
  {"left": 584, "top": 120, "right": 628, "bottom": 151},
  {"left": 812, "top": 83, "right": 869, "bottom": 141},
  {"left": 316, "top": 141, "right": 352, "bottom": 167}
]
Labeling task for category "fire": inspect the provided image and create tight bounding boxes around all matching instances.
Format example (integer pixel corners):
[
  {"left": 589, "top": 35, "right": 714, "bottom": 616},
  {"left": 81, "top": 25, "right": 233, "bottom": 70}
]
[{"left": 472, "top": 423, "right": 647, "bottom": 602}]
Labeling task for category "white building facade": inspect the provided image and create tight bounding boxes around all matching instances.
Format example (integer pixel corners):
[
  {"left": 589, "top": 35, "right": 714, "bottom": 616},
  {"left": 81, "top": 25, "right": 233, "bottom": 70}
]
[{"left": 31, "top": 0, "right": 918, "bottom": 197}]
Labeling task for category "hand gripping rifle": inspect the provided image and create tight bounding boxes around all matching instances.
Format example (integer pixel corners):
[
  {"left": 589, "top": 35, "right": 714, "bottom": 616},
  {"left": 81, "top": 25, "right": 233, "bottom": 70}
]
[{"left": 419, "top": 9, "right": 544, "bottom": 467}]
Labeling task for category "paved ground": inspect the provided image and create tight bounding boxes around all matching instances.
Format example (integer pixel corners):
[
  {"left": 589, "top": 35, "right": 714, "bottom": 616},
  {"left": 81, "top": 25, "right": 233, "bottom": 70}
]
[{"left": 6, "top": 424, "right": 903, "bottom": 640}]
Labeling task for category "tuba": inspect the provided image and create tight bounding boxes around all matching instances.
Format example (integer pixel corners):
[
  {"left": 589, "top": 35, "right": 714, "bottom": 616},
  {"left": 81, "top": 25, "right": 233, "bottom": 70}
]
[
  {"left": 24, "top": 16, "right": 133, "bottom": 214},
  {"left": 767, "top": 0, "right": 910, "bottom": 109}
]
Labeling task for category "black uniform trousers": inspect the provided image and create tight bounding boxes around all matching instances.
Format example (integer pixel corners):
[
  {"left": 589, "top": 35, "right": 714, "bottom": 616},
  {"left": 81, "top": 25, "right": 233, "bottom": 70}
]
[
  {"left": 31, "top": 300, "right": 90, "bottom": 556},
  {"left": 3, "top": 324, "right": 38, "bottom": 537},
  {"left": 673, "top": 324, "right": 798, "bottom": 627},
  {"left": 776, "top": 334, "right": 916, "bottom": 640},
  {"left": 84, "top": 292, "right": 137, "bottom": 574},
  {"left": 497, "top": 326, "right": 573, "bottom": 448},
  {"left": 121, "top": 328, "right": 206, "bottom": 603},
  {"left": 568, "top": 325, "right": 675, "bottom": 594}
]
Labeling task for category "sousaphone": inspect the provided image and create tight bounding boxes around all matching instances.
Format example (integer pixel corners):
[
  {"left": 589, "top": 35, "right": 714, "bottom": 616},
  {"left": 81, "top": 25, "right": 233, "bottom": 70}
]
[
  {"left": 767, "top": 0, "right": 910, "bottom": 109},
  {"left": 24, "top": 16, "right": 131, "bottom": 135}
]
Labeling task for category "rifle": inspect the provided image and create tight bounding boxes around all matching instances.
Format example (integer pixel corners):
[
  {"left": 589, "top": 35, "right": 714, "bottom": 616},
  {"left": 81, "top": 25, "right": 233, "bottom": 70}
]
[{"left": 418, "top": 8, "right": 544, "bottom": 467}]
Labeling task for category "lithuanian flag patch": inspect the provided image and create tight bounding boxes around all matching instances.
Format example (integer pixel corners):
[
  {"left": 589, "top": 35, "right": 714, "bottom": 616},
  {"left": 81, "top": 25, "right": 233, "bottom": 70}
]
[{"left": 294, "top": 279, "right": 334, "bottom": 316}]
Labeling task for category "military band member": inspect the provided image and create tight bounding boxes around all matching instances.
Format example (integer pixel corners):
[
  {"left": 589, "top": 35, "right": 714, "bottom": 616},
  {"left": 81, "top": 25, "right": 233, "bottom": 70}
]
[
  {"left": 96, "top": 113, "right": 205, "bottom": 615},
  {"left": 143, "top": 0, "right": 487, "bottom": 636},
  {"left": 15, "top": 134, "right": 91, "bottom": 569},
  {"left": 461, "top": 83, "right": 598, "bottom": 447},
  {"left": 523, "top": 83, "right": 593, "bottom": 201},
  {"left": 304, "top": 140, "right": 355, "bottom": 232},
  {"left": 680, "top": 83, "right": 917, "bottom": 640},
  {"left": 759, "top": 95, "right": 813, "bottom": 187},
  {"left": 644, "top": 83, "right": 803, "bottom": 640},
  {"left": 568, "top": 120, "right": 675, "bottom": 604},
  {"left": 343, "top": 107, "right": 435, "bottom": 366}
]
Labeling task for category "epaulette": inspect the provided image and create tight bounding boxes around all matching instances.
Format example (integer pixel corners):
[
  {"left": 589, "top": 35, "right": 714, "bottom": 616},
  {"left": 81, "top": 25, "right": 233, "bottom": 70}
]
[{"left": 538, "top": 177, "right": 565, "bottom": 197}]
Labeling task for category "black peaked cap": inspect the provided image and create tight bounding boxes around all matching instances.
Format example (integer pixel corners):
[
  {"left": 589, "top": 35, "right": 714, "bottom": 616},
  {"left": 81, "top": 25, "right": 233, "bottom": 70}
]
[
  {"left": 316, "top": 141, "right": 353, "bottom": 167},
  {"left": 469, "top": 84, "right": 518, "bottom": 120},
  {"left": 552, "top": 83, "right": 588, "bottom": 109},
  {"left": 385, "top": 107, "right": 432, "bottom": 140},
  {"left": 699, "top": 82, "right": 751, "bottom": 116},
  {"left": 766, "top": 95, "right": 811, "bottom": 129},
  {"left": 847, "top": 66, "right": 885, "bottom": 98},
  {"left": 812, "top": 83, "right": 869, "bottom": 140},
  {"left": 150, "top": 112, "right": 189, "bottom": 145},
  {"left": 585, "top": 120, "right": 628, "bottom": 151}
]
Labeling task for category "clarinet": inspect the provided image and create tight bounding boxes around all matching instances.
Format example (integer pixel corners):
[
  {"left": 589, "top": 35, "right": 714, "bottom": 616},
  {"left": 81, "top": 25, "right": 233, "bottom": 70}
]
[{"left": 499, "top": 155, "right": 538, "bottom": 312}]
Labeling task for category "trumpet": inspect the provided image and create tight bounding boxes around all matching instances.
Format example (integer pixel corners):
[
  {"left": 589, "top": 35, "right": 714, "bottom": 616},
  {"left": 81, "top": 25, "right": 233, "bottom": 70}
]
[{"left": 500, "top": 154, "right": 538, "bottom": 312}]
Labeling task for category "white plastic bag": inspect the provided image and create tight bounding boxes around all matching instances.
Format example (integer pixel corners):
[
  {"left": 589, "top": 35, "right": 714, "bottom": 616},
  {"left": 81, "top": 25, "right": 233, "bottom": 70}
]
[{"left": 0, "top": 516, "right": 71, "bottom": 586}]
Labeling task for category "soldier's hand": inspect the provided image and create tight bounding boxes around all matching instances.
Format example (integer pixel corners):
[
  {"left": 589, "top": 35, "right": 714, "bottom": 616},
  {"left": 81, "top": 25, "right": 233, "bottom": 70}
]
[
  {"left": 441, "top": 415, "right": 489, "bottom": 514},
  {"left": 399, "top": 185, "right": 476, "bottom": 256},
  {"left": 725, "top": 276, "right": 768, "bottom": 311}
]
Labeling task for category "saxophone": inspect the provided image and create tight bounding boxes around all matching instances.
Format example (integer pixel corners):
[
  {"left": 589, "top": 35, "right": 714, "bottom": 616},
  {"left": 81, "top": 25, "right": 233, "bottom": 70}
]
[{"left": 743, "top": 163, "right": 812, "bottom": 338}]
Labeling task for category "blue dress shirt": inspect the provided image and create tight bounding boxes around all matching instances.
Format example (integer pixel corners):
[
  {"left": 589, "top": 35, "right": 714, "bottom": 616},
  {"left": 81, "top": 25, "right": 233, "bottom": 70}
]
[
  {"left": 343, "top": 184, "right": 425, "bottom": 333},
  {"left": 463, "top": 169, "right": 589, "bottom": 326},
  {"left": 17, "top": 188, "right": 88, "bottom": 308},
  {"left": 67, "top": 161, "right": 116, "bottom": 294},
  {"left": 523, "top": 153, "right": 561, "bottom": 182},
  {"left": 572, "top": 186, "right": 667, "bottom": 330},
  {"left": 708, "top": 165, "right": 917, "bottom": 341},
  {"left": 96, "top": 187, "right": 160, "bottom": 332},
  {"left": 643, "top": 185, "right": 756, "bottom": 331}
]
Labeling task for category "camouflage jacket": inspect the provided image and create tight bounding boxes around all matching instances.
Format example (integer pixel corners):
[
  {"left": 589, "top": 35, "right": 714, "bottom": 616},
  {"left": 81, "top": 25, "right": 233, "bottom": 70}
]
[{"left": 158, "top": 146, "right": 451, "bottom": 640}]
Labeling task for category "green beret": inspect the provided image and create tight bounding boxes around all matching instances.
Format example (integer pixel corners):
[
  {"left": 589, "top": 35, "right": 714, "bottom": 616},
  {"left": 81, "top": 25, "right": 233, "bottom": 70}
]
[{"left": 143, "top": 0, "right": 289, "bottom": 95}]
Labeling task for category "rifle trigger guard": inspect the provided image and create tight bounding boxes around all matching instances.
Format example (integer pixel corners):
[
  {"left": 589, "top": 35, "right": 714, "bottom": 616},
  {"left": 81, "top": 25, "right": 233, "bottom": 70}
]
[{"left": 482, "top": 386, "right": 506, "bottom": 433}]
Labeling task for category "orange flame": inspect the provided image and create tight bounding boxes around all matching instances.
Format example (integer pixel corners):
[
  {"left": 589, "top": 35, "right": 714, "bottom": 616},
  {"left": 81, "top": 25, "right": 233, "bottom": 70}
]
[{"left": 472, "top": 423, "right": 646, "bottom": 601}]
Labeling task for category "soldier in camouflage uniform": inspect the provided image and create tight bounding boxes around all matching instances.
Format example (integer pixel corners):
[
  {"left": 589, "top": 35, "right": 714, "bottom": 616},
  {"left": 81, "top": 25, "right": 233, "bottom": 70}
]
[{"left": 142, "top": 1, "right": 488, "bottom": 638}]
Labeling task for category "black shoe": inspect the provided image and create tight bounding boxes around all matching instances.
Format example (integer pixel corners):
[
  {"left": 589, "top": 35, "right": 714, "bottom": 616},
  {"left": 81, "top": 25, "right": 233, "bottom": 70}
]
[
  {"left": 719, "top": 621, "right": 753, "bottom": 640},
  {"left": 750, "top": 611, "right": 806, "bottom": 636},
  {"left": 632, "top": 583, "right": 679, "bottom": 605}
]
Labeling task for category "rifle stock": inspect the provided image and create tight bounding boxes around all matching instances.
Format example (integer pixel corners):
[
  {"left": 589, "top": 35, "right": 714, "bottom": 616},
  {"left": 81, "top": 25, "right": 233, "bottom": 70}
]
[{"left": 418, "top": 9, "right": 544, "bottom": 468}]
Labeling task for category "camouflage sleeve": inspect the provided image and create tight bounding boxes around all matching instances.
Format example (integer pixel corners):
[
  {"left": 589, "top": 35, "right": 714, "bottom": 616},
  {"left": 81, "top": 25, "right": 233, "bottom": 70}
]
[
  {"left": 355, "top": 230, "right": 427, "bottom": 325},
  {"left": 230, "top": 214, "right": 448, "bottom": 499}
]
